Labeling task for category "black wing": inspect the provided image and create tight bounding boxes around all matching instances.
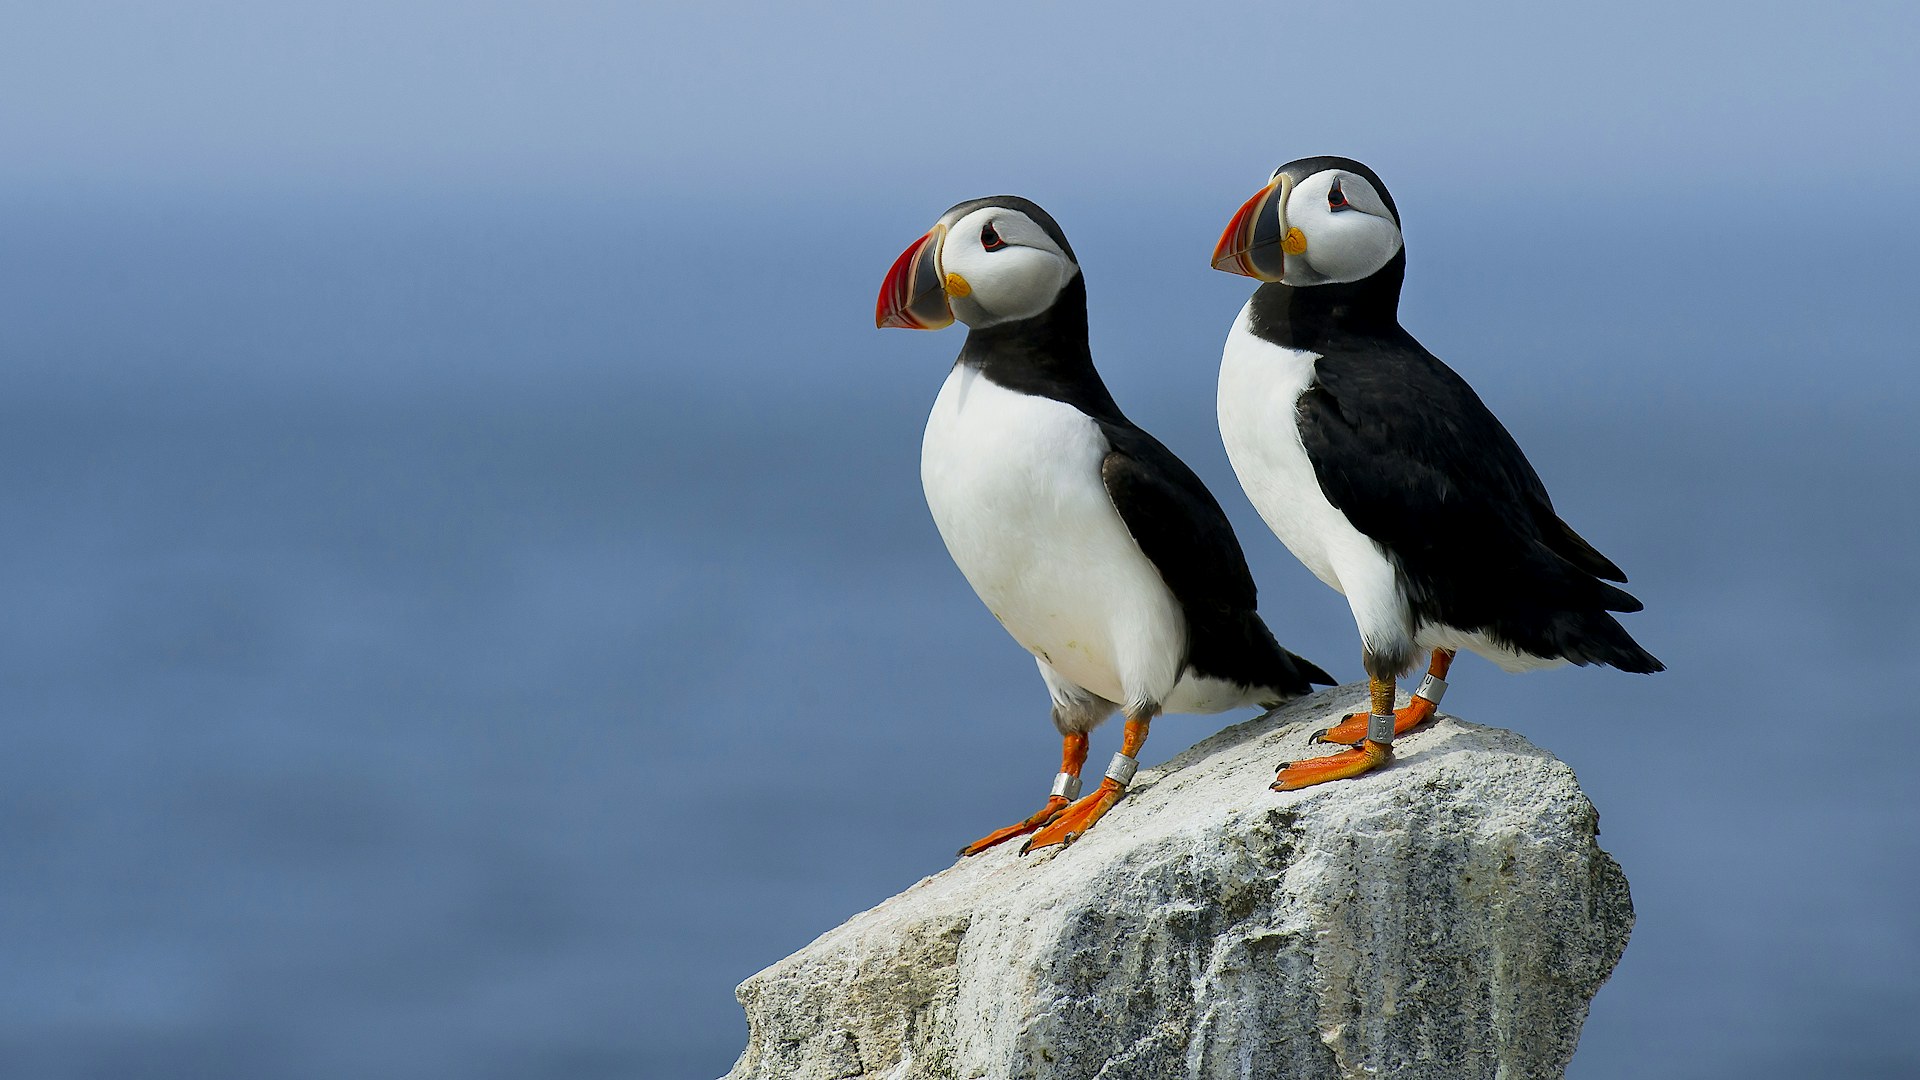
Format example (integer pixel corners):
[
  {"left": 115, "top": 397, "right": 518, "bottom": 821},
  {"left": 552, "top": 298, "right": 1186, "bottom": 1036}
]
[
  {"left": 1297, "top": 340, "right": 1661, "bottom": 672},
  {"left": 1096, "top": 421, "right": 1334, "bottom": 697}
]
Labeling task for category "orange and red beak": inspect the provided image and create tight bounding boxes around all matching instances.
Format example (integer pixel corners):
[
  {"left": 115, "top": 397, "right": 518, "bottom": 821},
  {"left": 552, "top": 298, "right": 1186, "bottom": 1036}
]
[
  {"left": 875, "top": 224, "right": 954, "bottom": 330},
  {"left": 1211, "top": 173, "right": 1295, "bottom": 282}
]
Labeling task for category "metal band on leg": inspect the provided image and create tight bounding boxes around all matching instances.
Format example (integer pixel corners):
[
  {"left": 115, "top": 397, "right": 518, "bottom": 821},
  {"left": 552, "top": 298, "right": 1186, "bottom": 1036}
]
[
  {"left": 1413, "top": 673, "right": 1447, "bottom": 706},
  {"left": 1104, "top": 753, "right": 1139, "bottom": 786},
  {"left": 1050, "top": 772, "right": 1082, "bottom": 801},
  {"left": 1367, "top": 712, "right": 1395, "bottom": 744}
]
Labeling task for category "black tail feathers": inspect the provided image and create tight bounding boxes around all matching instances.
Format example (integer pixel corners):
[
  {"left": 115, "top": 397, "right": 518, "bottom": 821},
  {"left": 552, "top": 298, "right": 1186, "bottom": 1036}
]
[
  {"left": 1187, "top": 609, "right": 1337, "bottom": 702},
  {"left": 1553, "top": 611, "right": 1664, "bottom": 674},
  {"left": 1286, "top": 648, "right": 1337, "bottom": 689}
]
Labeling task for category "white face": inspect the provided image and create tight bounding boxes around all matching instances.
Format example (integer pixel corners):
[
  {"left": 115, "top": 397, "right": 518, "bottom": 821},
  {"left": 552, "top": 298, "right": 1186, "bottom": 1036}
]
[
  {"left": 1280, "top": 169, "right": 1403, "bottom": 287},
  {"left": 936, "top": 207, "right": 1078, "bottom": 327}
]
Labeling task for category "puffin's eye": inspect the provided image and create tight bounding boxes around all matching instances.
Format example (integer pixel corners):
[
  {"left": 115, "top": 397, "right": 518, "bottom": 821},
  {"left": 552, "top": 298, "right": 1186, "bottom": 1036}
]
[
  {"left": 1327, "top": 178, "right": 1351, "bottom": 211},
  {"left": 981, "top": 222, "right": 1007, "bottom": 251}
]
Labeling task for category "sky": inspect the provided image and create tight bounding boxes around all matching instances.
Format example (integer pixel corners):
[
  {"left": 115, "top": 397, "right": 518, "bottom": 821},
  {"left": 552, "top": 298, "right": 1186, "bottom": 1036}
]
[
  {"left": 2, "top": 3, "right": 1917, "bottom": 1079},
  {"left": 3, "top": 2, "right": 1914, "bottom": 201}
]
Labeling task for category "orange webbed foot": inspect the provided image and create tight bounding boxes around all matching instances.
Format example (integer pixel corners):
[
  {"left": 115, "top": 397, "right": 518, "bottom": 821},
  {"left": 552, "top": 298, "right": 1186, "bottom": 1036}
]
[
  {"left": 1312, "top": 698, "right": 1437, "bottom": 745},
  {"left": 1272, "top": 739, "right": 1391, "bottom": 791},
  {"left": 1020, "top": 779, "right": 1126, "bottom": 854},
  {"left": 957, "top": 796, "right": 1070, "bottom": 857}
]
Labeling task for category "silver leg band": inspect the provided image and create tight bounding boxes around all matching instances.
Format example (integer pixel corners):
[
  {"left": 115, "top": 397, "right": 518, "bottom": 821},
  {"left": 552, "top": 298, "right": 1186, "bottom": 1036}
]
[
  {"left": 1413, "top": 673, "right": 1448, "bottom": 705},
  {"left": 1367, "top": 712, "right": 1395, "bottom": 743},
  {"left": 1104, "top": 752, "right": 1139, "bottom": 786},
  {"left": 1050, "top": 771, "right": 1082, "bottom": 801}
]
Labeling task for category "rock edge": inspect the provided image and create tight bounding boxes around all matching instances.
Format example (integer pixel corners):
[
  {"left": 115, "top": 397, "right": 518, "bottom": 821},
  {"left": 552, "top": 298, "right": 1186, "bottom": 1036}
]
[{"left": 723, "top": 685, "right": 1633, "bottom": 1080}]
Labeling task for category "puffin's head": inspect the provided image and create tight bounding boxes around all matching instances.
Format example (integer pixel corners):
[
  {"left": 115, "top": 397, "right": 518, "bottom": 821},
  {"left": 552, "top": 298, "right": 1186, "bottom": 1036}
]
[
  {"left": 876, "top": 196, "right": 1079, "bottom": 331},
  {"left": 1211, "top": 156, "right": 1402, "bottom": 287}
]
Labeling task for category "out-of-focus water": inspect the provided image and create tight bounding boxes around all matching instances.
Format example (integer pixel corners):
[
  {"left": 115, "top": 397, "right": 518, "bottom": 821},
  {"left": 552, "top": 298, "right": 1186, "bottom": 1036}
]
[{"left": 1, "top": 190, "right": 1916, "bottom": 1079}]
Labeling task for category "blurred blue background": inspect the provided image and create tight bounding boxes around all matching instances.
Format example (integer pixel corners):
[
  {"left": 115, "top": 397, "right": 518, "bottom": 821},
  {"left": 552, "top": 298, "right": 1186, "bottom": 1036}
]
[{"left": 2, "top": 3, "right": 1916, "bottom": 1077}]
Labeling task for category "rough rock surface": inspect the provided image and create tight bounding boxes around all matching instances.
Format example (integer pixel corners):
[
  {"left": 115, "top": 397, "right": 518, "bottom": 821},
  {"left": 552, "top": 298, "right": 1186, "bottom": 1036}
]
[{"left": 723, "top": 685, "right": 1633, "bottom": 1080}]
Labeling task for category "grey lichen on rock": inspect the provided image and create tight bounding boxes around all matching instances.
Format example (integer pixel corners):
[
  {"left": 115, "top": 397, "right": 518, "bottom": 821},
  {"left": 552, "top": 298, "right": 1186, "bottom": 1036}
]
[{"left": 722, "top": 685, "right": 1633, "bottom": 1080}]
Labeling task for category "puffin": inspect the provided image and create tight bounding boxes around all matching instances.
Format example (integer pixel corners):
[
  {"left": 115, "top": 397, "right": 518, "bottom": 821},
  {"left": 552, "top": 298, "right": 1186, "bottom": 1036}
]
[
  {"left": 876, "top": 195, "right": 1333, "bottom": 853},
  {"left": 1207, "top": 157, "right": 1662, "bottom": 791}
]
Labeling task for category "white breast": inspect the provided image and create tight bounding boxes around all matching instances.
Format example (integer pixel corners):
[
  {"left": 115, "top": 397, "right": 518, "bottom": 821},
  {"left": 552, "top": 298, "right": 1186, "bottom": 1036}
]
[
  {"left": 1217, "top": 303, "right": 1409, "bottom": 661},
  {"left": 921, "top": 365, "right": 1184, "bottom": 713}
]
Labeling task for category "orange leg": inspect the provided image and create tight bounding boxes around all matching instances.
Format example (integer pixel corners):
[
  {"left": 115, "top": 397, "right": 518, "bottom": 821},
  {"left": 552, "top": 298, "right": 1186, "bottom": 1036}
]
[
  {"left": 1312, "top": 649, "right": 1455, "bottom": 745},
  {"left": 1274, "top": 674, "right": 1404, "bottom": 791},
  {"left": 1021, "top": 713, "right": 1151, "bottom": 854},
  {"left": 957, "top": 732, "right": 1089, "bottom": 856},
  {"left": 1272, "top": 737, "right": 1391, "bottom": 790}
]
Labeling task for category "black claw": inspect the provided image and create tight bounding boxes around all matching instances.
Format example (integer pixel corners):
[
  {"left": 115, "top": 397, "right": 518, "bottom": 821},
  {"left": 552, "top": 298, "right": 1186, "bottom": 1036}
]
[
  {"left": 1017, "top": 840, "right": 1033, "bottom": 856},
  {"left": 1274, "top": 760, "right": 1294, "bottom": 772},
  {"left": 1309, "top": 727, "right": 1330, "bottom": 743},
  {"left": 956, "top": 845, "right": 972, "bottom": 858}
]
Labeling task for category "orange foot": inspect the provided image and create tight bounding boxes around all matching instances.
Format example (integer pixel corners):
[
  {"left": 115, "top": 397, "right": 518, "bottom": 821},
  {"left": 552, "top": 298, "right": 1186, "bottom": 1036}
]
[
  {"left": 1272, "top": 739, "right": 1391, "bottom": 791},
  {"left": 958, "top": 796, "right": 1069, "bottom": 857},
  {"left": 1020, "top": 779, "right": 1125, "bottom": 854},
  {"left": 1312, "top": 697, "right": 1437, "bottom": 745}
]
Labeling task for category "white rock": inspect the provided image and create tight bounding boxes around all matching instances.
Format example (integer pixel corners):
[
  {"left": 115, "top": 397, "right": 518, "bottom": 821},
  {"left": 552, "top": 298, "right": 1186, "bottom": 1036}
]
[{"left": 723, "top": 685, "right": 1633, "bottom": 1080}]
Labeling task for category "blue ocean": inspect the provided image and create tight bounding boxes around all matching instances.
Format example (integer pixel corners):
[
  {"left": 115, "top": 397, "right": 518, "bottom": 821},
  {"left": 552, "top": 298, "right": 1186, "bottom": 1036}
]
[{"left": 2, "top": 187, "right": 1916, "bottom": 1078}]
